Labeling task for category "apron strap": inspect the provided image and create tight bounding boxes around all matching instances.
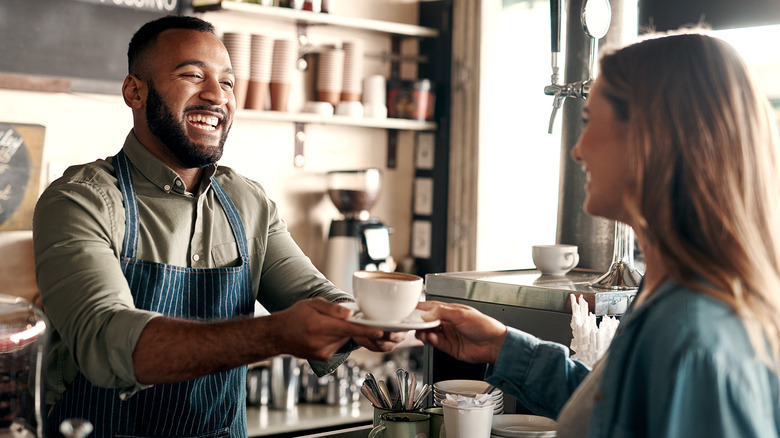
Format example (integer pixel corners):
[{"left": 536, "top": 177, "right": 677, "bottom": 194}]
[
  {"left": 112, "top": 150, "right": 250, "bottom": 260},
  {"left": 113, "top": 150, "right": 139, "bottom": 259}
]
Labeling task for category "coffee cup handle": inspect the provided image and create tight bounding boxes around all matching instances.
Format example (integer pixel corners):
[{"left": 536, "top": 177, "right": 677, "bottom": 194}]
[
  {"left": 368, "top": 424, "right": 385, "bottom": 438},
  {"left": 562, "top": 253, "right": 580, "bottom": 270}
]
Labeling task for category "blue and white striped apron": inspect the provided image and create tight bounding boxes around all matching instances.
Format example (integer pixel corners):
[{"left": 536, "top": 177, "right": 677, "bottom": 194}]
[{"left": 48, "top": 150, "right": 254, "bottom": 438}]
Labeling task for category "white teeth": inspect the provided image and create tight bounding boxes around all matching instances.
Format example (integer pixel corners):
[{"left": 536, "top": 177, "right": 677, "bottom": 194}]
[{"left": 187, "top": 114, "right": 219, "bottom": 130}]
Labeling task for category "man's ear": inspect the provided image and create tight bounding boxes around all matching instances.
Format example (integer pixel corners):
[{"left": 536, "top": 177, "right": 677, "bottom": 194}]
[{"left": 122, "top": 74, "right": 146, "bottom": 109}]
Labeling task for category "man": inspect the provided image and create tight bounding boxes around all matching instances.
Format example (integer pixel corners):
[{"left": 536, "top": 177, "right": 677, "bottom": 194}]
[{"left": 33, "top": 15, "right": 401, "bottom": 437}]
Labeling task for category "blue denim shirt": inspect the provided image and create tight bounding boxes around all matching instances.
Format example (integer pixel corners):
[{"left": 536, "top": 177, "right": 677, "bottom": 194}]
[{"left": 485, "top": 281, "right": 780, "bottom": 437}]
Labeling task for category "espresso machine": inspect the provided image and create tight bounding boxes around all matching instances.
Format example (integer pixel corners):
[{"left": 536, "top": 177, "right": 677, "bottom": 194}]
[{"left": 322, "top": 169, "right": 394, "bottom": 294}]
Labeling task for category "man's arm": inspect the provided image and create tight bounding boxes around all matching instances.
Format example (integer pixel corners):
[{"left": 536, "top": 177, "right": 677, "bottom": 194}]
[{"left": 132, "top": 298, "right": 382, "bottom": 384}]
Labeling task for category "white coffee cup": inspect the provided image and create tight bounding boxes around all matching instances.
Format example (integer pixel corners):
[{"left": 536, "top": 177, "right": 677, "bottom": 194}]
[
  {"left": 531, "top": 244, "right": 579, "bottom": 276},
  {"left": 352, "top": 271, "right": 423, "bottom": 322}
]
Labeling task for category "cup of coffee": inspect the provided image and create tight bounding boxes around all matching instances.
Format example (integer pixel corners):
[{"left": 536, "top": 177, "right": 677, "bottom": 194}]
[
  {"left": 531, "top": 244, "right": 579, "bottom": 276},
  {"left": 369, "top": 412, "right": 430, "bottom": 438},
  {"left": 352, "top": 271, "right": 423, "bottom": 322}
]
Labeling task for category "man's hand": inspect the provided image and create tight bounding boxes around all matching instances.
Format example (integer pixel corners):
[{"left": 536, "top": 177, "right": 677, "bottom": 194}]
[
  {"left": 353, "top": 331, "right": 408, "bottom": 352},
  {"left": 414, "top": 301, "right": 508, "bottom": 364},
  {"left": 265, "top": 298, "right": 384, "bottom": 362}
]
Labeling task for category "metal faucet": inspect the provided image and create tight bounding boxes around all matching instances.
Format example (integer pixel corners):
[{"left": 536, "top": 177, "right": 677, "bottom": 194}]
[
  {"left": 544, "top": 78, "right": 592, "bottom": 134},
  {"left": 544, "top": 0, "right": 606, "bottom": 133}
]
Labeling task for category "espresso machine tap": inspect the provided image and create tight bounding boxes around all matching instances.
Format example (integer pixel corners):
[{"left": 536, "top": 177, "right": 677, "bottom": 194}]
[
  {"left": 544, "top": 0, "right": 642, "bottom": 290},
  {"left": 544, "top": 0, "right": 608, "bottom": 133}
]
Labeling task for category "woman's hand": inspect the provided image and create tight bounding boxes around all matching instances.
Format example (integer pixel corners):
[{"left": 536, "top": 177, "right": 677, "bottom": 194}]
[{"left": 415, "top": 301, "right": 507, "bottom": 364}]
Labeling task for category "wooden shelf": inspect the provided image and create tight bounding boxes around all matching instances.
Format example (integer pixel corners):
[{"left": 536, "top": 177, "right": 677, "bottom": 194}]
[
  {"left": 235, "top": 109, "right": 437, "bottom": 131},
  {"left": 193, "top": 0, "right": 441, "bottom": 168},
  {"left": 194, "top": 1, "right": 440, "bottom": 38}
]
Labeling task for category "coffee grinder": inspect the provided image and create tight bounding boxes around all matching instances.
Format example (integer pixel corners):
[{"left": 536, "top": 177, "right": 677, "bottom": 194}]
[{"left": 322, "top": 169, "right": 394, "bottom": 294}]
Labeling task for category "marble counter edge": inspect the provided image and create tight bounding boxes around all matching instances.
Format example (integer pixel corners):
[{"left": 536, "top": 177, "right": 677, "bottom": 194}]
[{"left": 246, "top": 402, "right": 374, "bottom": 437}]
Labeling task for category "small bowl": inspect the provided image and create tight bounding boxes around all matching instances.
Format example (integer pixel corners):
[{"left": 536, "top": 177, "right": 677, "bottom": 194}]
[
  {"left": 302, "top": 101, "right": 334, "bottom": 116},
  {"left": 335, "top": 101, "right": 364, "bottom": 118}
]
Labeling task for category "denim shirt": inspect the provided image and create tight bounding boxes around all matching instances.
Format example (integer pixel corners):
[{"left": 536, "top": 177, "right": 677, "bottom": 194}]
[{"left": 485, "top": 281, "right": 780, "bottom": 437}]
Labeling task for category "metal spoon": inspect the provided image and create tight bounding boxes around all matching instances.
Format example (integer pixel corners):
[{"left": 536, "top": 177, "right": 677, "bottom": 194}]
[
  {"left": 395, "top": 369, "right": 407, "bottom": 410},
  {"left": 412, "top": 383, "right": 431, "bottom": 410},
  {"left": 360, "top": 383, "right": 383, "bottom": 408},
  {"left": 378, "top": 380, "right": 394, "bottom": 409},
  {"left": 407, "top": 372, "right": 416, "bottom": 410},
  {"left": 365, "top": 373, "right": 388, "bottom": 408}
]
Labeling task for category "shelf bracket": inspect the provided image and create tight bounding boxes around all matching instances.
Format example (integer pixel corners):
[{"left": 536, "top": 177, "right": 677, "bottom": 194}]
[
  {"left": 391, "top": 36, "right": 402, "bottom": 79},
  {"left": 294, "top": 122, "right": 306, "bottom": 167},
  {"left": 296, "top": 22, "right": 310, "bottom": 71},
  {"left": 387, "top": 129, "right": 399, "bottom": 169}
]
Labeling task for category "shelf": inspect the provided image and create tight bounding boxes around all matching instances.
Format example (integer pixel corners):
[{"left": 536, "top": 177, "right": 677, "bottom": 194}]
[
  {"left": 235, "top": 109, "right": 437, "bottom": 130},
  {"left": 194, "top": 1, "right": 440, "bottom": 38},
  {"left": 235, "top": 110, "right": 436, "bottom": 168}
]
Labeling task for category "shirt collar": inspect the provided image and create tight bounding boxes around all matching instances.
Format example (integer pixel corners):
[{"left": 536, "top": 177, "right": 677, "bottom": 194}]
[{"left": 121, "top": 130, "right": 218, "bottom": 196}]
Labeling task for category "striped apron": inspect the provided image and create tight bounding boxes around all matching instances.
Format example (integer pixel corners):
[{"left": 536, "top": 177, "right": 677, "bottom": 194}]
[{"left": 48, "top": 150, "right": 254, "bottom": 438}]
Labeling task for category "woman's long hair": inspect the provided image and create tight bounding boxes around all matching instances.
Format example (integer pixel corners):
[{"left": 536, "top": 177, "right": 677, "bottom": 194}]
[{"left": 599, "top": 32, "right": 780, "bottom": 366}]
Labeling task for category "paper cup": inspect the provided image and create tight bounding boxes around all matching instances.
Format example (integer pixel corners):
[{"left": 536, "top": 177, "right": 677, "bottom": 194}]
[{"left": 442, "top": 402, "right": 493, "bottom": 438}]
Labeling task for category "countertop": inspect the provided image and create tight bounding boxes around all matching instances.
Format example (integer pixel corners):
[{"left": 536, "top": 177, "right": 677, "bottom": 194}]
[
  {"left": 247, "top": 402, "right": 374, "bottom": 437},
  {"left": 425, "top": 268, "right": 638, "bottom": 316}
]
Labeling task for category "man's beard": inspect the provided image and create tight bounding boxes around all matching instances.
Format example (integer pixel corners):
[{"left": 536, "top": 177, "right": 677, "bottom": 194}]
[{"left": 145, "top": 81, "right": 230, "bottom": 168}]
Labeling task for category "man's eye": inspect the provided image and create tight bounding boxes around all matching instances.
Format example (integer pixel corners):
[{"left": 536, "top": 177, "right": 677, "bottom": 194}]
[{"left": 222, "top": 81, "right": 235, "bottom": 89}]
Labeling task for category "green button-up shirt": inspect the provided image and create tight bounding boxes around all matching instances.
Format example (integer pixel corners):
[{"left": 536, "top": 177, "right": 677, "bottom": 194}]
[{"left": 33, "top": 131, "right": 349, "bottom": 407}]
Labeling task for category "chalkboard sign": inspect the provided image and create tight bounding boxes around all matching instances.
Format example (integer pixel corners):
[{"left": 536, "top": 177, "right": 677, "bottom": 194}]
[{"left": 0, "top": 0, "right": 191, "bottom": 93}]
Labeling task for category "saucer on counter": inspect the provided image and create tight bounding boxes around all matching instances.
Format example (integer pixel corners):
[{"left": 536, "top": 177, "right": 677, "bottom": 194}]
[{"left": 491, "top": 414, "right": 557, "bottom": 437}]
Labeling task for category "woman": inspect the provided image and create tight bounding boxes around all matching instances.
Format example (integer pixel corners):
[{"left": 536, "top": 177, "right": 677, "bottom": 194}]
[{"left": 416, "top": 32, "right": 780, "bottom": 437}]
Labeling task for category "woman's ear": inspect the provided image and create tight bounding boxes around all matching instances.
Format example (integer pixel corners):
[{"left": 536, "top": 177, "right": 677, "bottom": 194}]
[{"left": 122, "top": 74, "right": 145, "bottom": 109}]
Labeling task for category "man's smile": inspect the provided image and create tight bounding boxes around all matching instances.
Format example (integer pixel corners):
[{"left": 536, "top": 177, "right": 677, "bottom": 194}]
[{"left": 186, "top": 112, "right": 221, "bottom": 131}]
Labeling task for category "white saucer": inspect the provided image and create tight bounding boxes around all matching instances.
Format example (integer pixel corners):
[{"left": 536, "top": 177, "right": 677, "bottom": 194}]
[
  {"left": 491, "top": 415, "right": 557, "bottom": 437},
  {"left": 339, "top": 303, "right": 440, "bottom": 331}
]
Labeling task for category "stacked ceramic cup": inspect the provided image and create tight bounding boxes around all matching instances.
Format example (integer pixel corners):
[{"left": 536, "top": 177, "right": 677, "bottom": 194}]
[
  {"left": 222, "top": 32, "right": 251, "bottom": 109},
  {"left": 270, "top": 38, "right": 297, "bottom": 112},
  {"left": 316, "top": 48, "right": 345, "bottom": 108},
  {"left": 246, "top": 33, "right": 274, "bottom": 111}
]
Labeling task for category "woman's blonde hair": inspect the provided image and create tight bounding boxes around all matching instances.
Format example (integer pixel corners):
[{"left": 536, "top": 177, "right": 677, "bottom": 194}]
[{"left": 599, "top": 32, "right": 780, "bottom": 365}]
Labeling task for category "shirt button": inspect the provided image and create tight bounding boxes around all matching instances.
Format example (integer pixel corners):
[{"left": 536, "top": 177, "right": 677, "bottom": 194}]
[
  {"left": 175, "top": 180, "right": 182, "bottom": 187},
  {"left": 192, "top": 254, "right": 200, "bottom": 262},
  {"left": 164, "top": 184, "right": 171, "bottom": 191}
]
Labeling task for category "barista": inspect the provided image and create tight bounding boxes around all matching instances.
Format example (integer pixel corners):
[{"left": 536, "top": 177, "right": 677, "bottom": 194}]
[{"left": 33, "top": 15, "right": 403, "bottom": 437}]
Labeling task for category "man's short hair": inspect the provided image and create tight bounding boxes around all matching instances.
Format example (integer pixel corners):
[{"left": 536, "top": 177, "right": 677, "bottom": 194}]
[{"left": 128, "top": 15, "right": 215, "bottom": 76}]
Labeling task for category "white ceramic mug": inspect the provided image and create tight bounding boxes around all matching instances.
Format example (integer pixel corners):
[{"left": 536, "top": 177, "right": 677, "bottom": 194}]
[
  {"left": 531, "top": 244, "right": 579, "bottom": 276},
  {"left": 352, "top": 271, "right": 423, "bottom": 322}
]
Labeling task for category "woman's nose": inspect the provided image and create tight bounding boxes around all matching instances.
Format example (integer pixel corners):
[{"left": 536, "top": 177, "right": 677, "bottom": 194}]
[{"left": 571, "top": 140, "right": 583, "bottom": 163}]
